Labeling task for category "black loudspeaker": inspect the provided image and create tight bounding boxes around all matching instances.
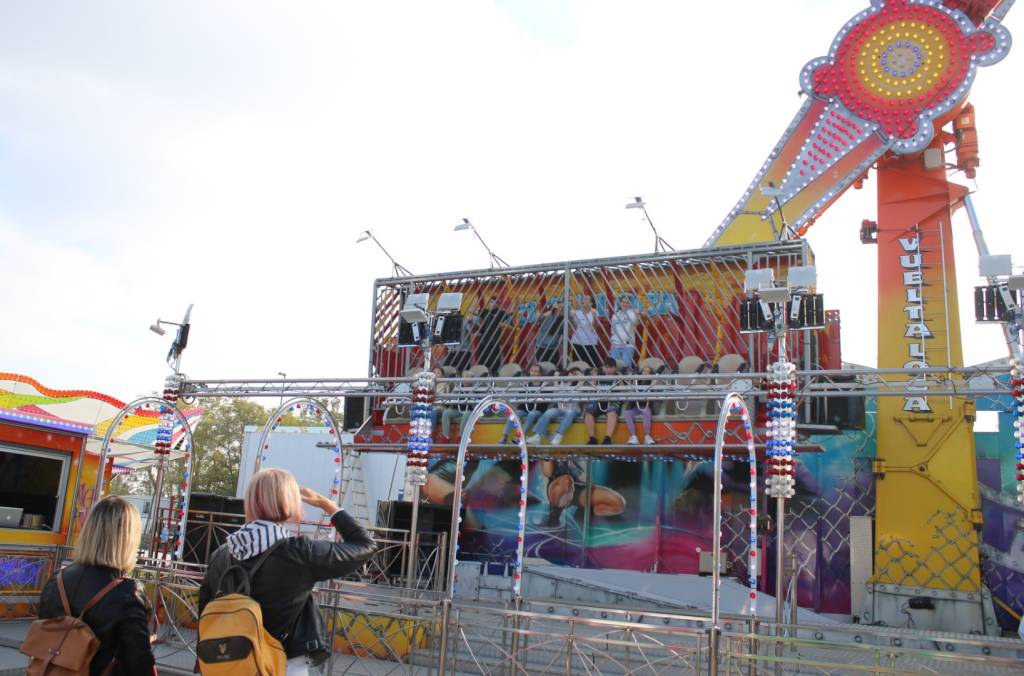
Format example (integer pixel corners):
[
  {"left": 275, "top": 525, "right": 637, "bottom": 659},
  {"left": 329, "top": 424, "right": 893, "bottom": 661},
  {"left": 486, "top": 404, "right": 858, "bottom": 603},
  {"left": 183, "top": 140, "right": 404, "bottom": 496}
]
[
  {"left": 376, "top": 500, "right": 458, "bottom": 581},
  {"left": 434, "top": 313, "right": 464, "bottom": 345},
  {"left": 739, "top": 299, "right": 774, "bottom": 333},
  {"left": 740, "top": 295, "right": 826, "bottom": 333},
  {"left": 343, "top": 396, "right": 366, "bottom": 430},
  {"left": 183, "top": 493, "right": 246, "bottom": 564},
  {"left": 975, "top": 285, "right": 1022, "bottom": 323},
  {"left": 188, "top": 493, "right": 244, "bottom": 514},
  {"left": 787, "top": 294, "right": 825, "bottom": 330},
  {"left": 377, "top": 500, "right": 455, "bottom": 535},
  {"left": 398, "top": 321, "right": 429, "bottom": 347}
]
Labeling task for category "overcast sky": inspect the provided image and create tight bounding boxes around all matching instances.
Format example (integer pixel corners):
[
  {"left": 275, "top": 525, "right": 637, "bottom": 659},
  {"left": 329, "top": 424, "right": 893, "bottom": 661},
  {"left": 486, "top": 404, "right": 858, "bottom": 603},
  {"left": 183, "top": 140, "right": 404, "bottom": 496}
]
[{"left": 1, "top": 0, "right": 1021, "bottom": 401}]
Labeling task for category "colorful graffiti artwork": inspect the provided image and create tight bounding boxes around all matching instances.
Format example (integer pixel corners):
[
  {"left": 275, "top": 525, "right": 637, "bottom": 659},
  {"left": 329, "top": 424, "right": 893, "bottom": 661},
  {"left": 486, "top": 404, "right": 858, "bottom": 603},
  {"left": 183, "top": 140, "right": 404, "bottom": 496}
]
[
  {"left": 427, "top": 415, "right": 876, "bottom": 615},
  {"left": 436, "top": 387, "right": 1023, "bottom": 630},
  {"left": 975, "top": 375, "right": 1024, "bottom": 631}
]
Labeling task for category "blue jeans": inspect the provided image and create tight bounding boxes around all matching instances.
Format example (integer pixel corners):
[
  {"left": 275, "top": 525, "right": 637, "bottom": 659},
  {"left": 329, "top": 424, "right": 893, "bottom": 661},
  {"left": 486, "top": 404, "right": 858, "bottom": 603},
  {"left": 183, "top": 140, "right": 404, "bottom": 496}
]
[
  {"left": 502, "top": 409, "right": 543, "bottom": 440},
  {"left": 534, "top": 408, "right": 578, "bottom": 439},
  {"left": 440, "top": 408, "right": 473, "bottom": 437},
  {"left": 609, "top": 346, "right": 636, "bottom": 368}
]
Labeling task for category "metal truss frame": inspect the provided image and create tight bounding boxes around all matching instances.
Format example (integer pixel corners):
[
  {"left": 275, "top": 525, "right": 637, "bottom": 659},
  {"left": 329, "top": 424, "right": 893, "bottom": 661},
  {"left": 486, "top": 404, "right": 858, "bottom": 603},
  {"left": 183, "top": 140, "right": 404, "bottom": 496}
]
[{"left": 179, "top": 364, "right": 1014, "bottom": 402}]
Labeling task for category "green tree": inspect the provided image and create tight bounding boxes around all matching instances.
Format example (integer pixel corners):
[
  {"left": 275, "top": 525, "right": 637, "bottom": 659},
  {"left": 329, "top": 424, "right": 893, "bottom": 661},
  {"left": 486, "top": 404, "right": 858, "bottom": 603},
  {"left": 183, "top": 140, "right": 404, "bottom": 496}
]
[
  {"left": 111, "top": 398, "right": 274, "bottom": 498},
  {"left": 187, "top": 397, "right": 272, "bottom": 495}
]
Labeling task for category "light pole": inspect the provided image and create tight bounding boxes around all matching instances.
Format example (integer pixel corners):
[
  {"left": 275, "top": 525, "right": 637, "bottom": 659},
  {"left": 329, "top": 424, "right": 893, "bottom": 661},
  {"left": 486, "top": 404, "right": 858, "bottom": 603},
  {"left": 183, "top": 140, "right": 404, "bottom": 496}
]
[
  {"left": 625, "top": 196, "right": 673, "bottom": 253},
  {"left": 454, "top": 218, "right": 510, "bottom": 268},
  {"left": 277, "top": 372, "right": 287, "bottom": 410},
  {"left": 145, "top": 304, "right": 193, "bottom": 552},
  {"left": 356, "top": 230, "right": 413, "bottom": 277}
]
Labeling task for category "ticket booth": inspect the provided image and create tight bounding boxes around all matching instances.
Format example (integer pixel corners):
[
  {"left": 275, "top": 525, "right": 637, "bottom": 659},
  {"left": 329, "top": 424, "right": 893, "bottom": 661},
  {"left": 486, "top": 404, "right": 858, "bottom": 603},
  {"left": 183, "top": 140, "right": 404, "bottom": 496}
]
[{"left": 0, "top": 408, "right": 107, "bottom": 618}]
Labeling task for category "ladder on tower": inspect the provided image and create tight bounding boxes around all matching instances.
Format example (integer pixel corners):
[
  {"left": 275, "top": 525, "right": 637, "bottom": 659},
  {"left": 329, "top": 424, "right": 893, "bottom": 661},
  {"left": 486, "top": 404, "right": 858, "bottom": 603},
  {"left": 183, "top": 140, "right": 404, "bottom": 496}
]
[{"left": 341, "top": 451, "right": 371, "bottom": 525}]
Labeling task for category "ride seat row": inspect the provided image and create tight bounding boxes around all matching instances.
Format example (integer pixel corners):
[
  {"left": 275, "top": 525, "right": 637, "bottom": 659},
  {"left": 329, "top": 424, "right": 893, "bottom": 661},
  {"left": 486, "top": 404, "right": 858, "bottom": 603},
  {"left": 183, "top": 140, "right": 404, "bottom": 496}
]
[{"left": 383, "top": 355, "right": 751, "bottom": 422}]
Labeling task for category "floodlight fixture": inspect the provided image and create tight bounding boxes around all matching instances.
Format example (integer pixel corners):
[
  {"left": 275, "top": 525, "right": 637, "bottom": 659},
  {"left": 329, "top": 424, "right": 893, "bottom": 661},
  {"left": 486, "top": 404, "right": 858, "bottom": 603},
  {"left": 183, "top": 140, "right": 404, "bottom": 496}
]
[
  {"left": 276, "top": 372, "right": 287, "bottom": 407},
  {"left": 744, "top": 268, "right": 775, "bottom": 293},
  {"left": 150, "top": 304, "right": 193, "bottom": 371},
  {"left": 400, "top": 307, "right": 429, "bottom": 324},
  {"left": 404, "top": 293, "right": 429, "bottom": 311},
  {"left": 454, "top": 218, "right": 510, "bottom": 268},
  {"left": 150, "top": 318, "right": 181, "bottom": 333},
  {"left": 437, "top": 292, "right": 464, "bottom": 313},
  {"left": 758, "top": 286, "right": 792, "bottom": 304},
  {"left": 625, "top": 196, "right": 673, "bottom": 253},
  {"left": 786, "top": 265, "right": 817, "bottom": 290},
  {"left": 356, "top": 229, "right": 413, "bottom": 277},
  {"left": 1008, "top": 275, "right": 1024, "bottom": 291},
  {"left": 759, "top": 182, "right": 795, "bottom": 241},
  {"left": 980, "top": 254, "right": 1013, "bottom": 278}
]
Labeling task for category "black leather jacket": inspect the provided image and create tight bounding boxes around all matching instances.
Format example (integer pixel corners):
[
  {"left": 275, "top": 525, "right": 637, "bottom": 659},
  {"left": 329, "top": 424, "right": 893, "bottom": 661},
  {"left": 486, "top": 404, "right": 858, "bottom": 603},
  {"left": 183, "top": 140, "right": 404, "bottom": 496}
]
[
  {"left": 38, "top": 562, "right": 156, "bottom": 676},
  {"left": 198, "top": 509, "right": 377, "bottom": 660}
]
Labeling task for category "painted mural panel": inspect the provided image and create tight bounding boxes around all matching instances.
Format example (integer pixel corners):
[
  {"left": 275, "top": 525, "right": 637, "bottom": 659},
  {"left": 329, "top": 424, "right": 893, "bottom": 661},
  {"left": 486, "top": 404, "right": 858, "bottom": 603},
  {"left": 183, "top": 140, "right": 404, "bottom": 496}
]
[
  {"left": 975, "top": 381, "right": 1024, "bottom": 632},
  {"left": 436, "top": 403, "right": 878, "bottom": 615}
]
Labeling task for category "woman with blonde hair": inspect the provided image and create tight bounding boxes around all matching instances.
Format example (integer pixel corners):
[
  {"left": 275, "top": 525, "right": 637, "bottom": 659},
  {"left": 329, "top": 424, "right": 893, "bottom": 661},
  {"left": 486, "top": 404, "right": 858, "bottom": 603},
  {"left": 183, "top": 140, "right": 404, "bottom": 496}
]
[
  {"left": 199, "top": 468, "right": 377, "bottom": 674},
  {"left": 37, "top": 495, "right": 156, "bottom": 675}
]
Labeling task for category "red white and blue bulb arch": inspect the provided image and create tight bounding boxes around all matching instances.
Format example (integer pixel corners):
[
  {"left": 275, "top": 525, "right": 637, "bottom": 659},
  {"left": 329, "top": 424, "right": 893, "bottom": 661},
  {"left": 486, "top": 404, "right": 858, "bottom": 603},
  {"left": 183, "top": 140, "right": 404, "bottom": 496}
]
[
  {"left": 94, "top": 389, "right": 196, "bottom": 560},
  {"left": 255, "top": 398, "right": 344, "bottom": 506},
  {"left": 765, "top": 361, "right": 797, "bottom": 500},
  {"left": 711, "top": 393, "right": 760, "bottom": 628},
  {"left": 445, "top": 398, "right": 529, "bottom": 601},
  {"left": 155, "top": 374, "right": 183, "bottom": 458},
  {"left": 802, "top": 0, "right": 1010, "bottom": 154},
  {"left": 160, "top": 374, "right": 194, "bottom": 559},
  {"left": 1010, "top": 357, "right": 1024, "bottom": 504},
  {"left": 405, "top": 370, "right": 435, "bottom": 487}
]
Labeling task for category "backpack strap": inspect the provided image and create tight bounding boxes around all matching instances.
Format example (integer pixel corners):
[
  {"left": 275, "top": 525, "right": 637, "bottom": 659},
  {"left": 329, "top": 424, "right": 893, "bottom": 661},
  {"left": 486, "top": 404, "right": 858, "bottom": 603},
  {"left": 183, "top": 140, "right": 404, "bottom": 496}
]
[
  {"left": 79, "top": 578, "right": 126, "bottom": 620},
  {"left": 215, "top": 538, "right": 286, "bottom": 598},
  {"left": 247, "top": 538, "right": 285, "bottom": 577},
  {"left": 56, "top": 570, "right": 72, "bottom": 617},
  {"left": 55, "top": 570, "right": 125, "bottom": 620}
]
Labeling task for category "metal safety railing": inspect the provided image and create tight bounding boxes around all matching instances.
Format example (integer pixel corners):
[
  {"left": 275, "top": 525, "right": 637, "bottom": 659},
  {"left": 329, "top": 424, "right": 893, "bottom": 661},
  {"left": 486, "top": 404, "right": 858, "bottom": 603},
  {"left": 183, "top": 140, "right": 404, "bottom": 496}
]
[
  {"left": 144, "top": 576, "right": 1024, "bottom": 675},
  {"left": 4, "top": 548, "right": 1023, "bottom": 675},
  {"left": 147, "top": 507, "right": 448, "bottom": 591},
  {"left": 0, "top": 545, "right": 72, "bottom": 620},
  {"left": 369, "top": 241, "right": 814, "bottom": 381}
]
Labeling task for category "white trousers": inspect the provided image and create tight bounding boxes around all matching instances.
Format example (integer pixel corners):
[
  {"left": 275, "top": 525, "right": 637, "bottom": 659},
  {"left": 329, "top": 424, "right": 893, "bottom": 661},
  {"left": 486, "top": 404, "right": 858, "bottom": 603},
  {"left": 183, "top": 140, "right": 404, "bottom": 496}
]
[{"left": 285, "top": 655, "right": 311, "bottom": 675}]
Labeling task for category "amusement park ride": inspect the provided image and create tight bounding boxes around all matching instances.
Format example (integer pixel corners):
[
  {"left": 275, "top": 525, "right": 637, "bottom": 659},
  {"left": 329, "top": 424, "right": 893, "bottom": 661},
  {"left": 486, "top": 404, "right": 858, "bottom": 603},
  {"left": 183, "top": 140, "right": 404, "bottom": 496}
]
[
  {"left": 66, "top": 0, "right": 1023, "bottom": 647},
  {"left": 707, "top": 0, "right": 1022, "bottom": 634}
]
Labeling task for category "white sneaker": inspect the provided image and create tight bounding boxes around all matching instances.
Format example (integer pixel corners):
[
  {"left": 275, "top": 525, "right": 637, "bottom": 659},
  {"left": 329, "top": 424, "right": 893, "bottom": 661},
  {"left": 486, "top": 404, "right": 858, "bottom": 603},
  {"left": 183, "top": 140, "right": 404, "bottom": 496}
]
[
  {"left": 644, "top": 435, "right": 656, "bottom": 445},
  {"left": 526, "top": 434, "right": 541, "bottom": 445},
  {"left": 550, "top": 433, "right": 563, "bottom": 445},
  {"left": 626, "top": 435, "right": 639, "bottom": 445}
]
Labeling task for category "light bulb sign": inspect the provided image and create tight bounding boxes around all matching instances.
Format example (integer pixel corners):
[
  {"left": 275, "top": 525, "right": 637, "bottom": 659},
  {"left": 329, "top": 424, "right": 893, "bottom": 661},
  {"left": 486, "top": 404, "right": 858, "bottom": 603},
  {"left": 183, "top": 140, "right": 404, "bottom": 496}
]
[{"left": 898, "top": 235, "right": 932, "bottom": 413}]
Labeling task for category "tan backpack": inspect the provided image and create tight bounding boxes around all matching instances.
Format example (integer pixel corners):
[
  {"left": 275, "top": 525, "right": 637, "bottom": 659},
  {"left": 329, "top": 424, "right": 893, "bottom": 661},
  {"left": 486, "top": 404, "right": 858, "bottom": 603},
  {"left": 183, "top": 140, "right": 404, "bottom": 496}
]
[
  {"left": 196, "top": 541, "right": 286, "bottom": 675},
  {"left": 20, "top": 571, "right": 124, "bottom": 676}
]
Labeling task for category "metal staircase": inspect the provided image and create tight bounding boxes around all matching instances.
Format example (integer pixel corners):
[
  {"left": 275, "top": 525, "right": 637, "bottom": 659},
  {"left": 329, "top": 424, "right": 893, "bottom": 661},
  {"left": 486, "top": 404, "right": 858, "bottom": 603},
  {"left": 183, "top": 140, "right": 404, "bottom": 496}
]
[{"left": 341, "top": 450, "right": 371, "bottom": 524}]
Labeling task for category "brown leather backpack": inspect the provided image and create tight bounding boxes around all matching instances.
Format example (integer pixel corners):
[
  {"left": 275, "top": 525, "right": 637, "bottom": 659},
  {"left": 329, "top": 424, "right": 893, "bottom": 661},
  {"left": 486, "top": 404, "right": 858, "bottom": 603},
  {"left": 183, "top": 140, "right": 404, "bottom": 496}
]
[{"left": 20, "top": 571, "right": 125, "bottom": 676}]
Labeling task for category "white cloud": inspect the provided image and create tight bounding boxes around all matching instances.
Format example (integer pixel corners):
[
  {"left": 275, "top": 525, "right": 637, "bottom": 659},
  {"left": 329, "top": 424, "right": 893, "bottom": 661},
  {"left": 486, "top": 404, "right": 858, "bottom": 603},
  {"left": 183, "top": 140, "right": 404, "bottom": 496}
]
[{"left": 0, "top": 0, "right": 1021, "bottom": 399}]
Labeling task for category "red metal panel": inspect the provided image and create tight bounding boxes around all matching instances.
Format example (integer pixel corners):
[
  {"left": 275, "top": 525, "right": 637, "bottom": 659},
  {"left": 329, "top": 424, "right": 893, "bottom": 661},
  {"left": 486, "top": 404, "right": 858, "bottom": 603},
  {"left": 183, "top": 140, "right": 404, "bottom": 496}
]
[{"left": 0, "top": 420, "right": 85, "bottom": 454}]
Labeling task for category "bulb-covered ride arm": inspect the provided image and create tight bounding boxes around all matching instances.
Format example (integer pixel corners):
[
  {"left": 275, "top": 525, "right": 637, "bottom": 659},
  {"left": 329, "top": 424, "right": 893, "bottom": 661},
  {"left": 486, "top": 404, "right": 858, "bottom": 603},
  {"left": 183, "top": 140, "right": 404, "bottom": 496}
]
[{"left": 705, "top": 0, "right": 1011, "bottom": 248}]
